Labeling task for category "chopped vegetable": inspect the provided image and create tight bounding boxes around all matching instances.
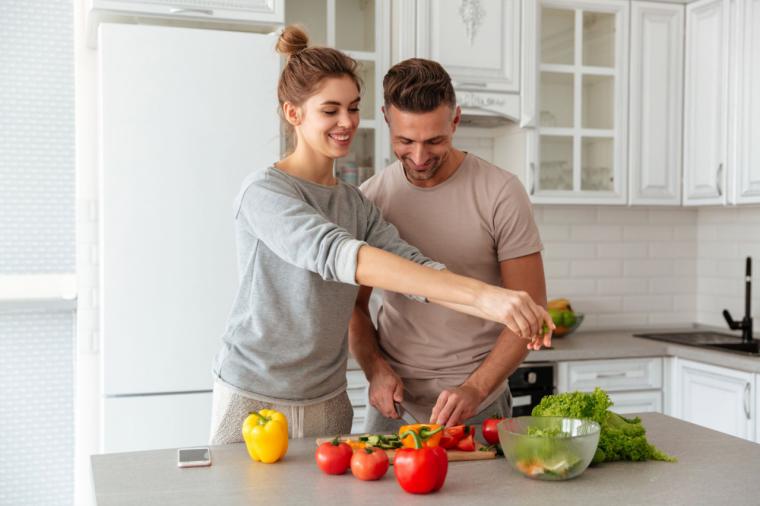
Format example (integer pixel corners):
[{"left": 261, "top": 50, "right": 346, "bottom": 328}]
[
  {"left": 531, "top": 387, "right": 677, "bottom": 464},
  {"left": 358, "top": 434, "right": 402, "bottom": 450},
  {"left": 398, "top": 424, "right": 444, "bottom": 448}
]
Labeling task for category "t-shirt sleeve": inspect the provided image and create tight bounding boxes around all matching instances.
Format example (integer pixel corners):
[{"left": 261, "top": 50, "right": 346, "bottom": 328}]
[
  {"left": 236, "top": 173, "right": 365, "bottom": 285},
  {"left": 493, "top": 177, "right": 544, "bottom": 262}
]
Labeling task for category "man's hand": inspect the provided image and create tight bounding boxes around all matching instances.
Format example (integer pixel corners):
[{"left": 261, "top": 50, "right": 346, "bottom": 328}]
[
  {"left": 368, "top": 363, "right": 404, "bottom": 419},
  {"left": 429, "top": 384, "right": 484, "bottom": 427}
]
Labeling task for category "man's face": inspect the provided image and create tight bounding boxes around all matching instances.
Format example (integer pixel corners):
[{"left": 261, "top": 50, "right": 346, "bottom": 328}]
[{"left": 385, "top": 104, "right": 460, "bottom": 185}]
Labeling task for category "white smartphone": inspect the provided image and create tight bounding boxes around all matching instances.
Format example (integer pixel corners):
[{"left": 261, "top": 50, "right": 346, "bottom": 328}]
[{"left": 177, "top": 447, "right": 212, "bottom": 468}]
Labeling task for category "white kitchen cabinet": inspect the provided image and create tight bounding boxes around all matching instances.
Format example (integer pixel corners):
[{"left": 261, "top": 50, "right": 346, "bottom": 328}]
[
  {"left": 347, "top": 367, "right": 369, "bottom": 434},
  {"left": 286, "top": 0, "right": 390, "bottom": 183},
  {"left": 415, "top": 0, "right": 520, "bottom": 94},
  {"left": 756, "top": 373, "right": 760, "bottom": 443},
  {"left": 683, "top": 0, "right": 730, "bottom": 205},
  {"left": 672, "top": 359, "right": 755, "bottom": 441},
  {"left": 558, "top": 357, "right": 662, "bottom": 393},
  {"left": 557, "top": 358, "right": 664, "bottom": 414},
  {"left": 628, "top": 1, "right": 684, "bottom": 205},
  {"left": 731, "top": 0, "right": 760, "bottom": 204},
  {"left": 393, "top": 0, "right": 521, "bottom": 121},
  {"left": 527, "top": 0, "right": 629, "bottom": 204},
  {"left": 607, "top": 391, "right": 663, "bottom": 415},
  {"left": 87, "top": 0, "right": 283, "bottom": 47}
]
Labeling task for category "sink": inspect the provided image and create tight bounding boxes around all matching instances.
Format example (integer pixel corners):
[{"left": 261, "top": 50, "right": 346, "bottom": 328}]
[
  {"left": 634, "top": 331, "right": 760, "bottom": 356},
  {"left": 707, "top": 341, "right": 760, "bottom": 354}
]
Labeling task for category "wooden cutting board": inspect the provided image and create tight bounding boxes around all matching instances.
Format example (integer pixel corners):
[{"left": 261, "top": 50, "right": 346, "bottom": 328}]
[{"left": 315, "top": 436, "right": 497, "bottom": 463}]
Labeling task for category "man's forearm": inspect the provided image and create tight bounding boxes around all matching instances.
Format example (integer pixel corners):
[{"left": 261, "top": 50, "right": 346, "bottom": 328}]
[
  {"left": 461, "top": 327, "right": 530, "bottom": 401},
  {"left": 348, "top": 305, "right": 390, "bottom": 381}
]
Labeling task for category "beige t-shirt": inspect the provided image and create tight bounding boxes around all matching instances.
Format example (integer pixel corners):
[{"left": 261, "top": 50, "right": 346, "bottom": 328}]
[{"left": 359, "top": 153, "right": 543, "bottom": 417}]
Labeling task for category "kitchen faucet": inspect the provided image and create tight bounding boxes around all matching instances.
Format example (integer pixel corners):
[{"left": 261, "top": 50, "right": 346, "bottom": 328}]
[{"left": 722, "top": 256, "right": 753, "bottom": 343}]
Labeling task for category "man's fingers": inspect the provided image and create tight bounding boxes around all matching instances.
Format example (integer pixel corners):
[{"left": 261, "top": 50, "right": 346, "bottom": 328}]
[
  {"left": 433, "top": 396, "right": 457, "bottom": 425},
  {"left": 430, "top": 391, "right": 449, "bottom": 424},
  {"left": 446, "top": 405, "right": 465, "bottom": 428}
]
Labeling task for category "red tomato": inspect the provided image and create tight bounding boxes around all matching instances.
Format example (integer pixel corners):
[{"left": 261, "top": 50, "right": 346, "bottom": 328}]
[
  {"left": 350, "top": 447, "right": 389, "bottom": 481},
  {"left": 455, "top": 426, "right": 476, "bottom": 451},
  {"left": 481, "top": 417, "right": 503, "bottom": 445},
  {"left": 315, "top": 438, "right": 353, "bottom": 475}
]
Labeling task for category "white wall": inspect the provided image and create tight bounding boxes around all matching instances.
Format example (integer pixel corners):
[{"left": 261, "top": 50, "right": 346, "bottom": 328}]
[
  {"left": 536, "top": 206, "right": 698, "bottom": 329},
  {"left": 696, "top": 206, "right": 760, "bottom": 327}
]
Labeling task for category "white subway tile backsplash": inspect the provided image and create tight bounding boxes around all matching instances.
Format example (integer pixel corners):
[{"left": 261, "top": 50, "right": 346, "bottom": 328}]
[
  {"left": 543, "top": 242, "right": 597, "bottom": 259},
  {"left": 699, "top": 241, "right": 739, "bottom": 259},
  {"left": 540, "top": 207, "right": 597, "bottom": 224},
  {"left": 596, "top": 242, "right": 648, "bottom": 258},
  {"left": 546, "top": 279, "right": 596, "bottom": 297},
  {"left": 623, "top": 259, "right": 674, "bottom": 277},
  {"left": 571, "top": 259, "right": 623, "bottom": 277},
  {"left": 596, "top": 278, "right": 649, "bottom": 295},
  {"left": 572, "top": 296, "right": 623, "bottom": 314},
  {"left": 535, "top": 206, "right": 699, "bottom": 329},
  {"left": 623, "top": 226, "right": 673, "bottom": 241},
  {"left": 648, "top": 242, "right": 697, "bottom": 259},
  {"left": 623, "top": 295, "right": 673, "bottom": 313},
  {"left": 596, "top": 207, "right": 649, "bottom": 225},
  {"left": 570, "top": 225, "right": 622, "bottom": 242},
  {"left": 649, "top": 277, "right": 697, "bottom": 294}
]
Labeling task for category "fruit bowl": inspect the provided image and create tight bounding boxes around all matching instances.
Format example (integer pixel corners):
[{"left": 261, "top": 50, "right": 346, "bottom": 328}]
[
  {"left": 553, "top": 313, "right": 584, "bottom": 338},
  {"left": 498, "top": 416, "right": 600, "bottom": 481}
]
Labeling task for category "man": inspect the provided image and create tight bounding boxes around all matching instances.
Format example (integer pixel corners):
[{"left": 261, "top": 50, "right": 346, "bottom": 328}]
[{"left": 349, "top": 58, "right": 549, "bottom": 431}]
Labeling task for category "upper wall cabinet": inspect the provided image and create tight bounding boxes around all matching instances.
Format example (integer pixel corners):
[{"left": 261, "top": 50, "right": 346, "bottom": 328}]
[
  {"left": 683, "top": 0, "right": 729, "bottom": 205},
  {"left": 396, "top": 0, "right": 522, "bottom": 121},
  {"left": 629, "top": 1, "right": 683, "bottom": 205},
  {"left": 526, "top": 0, "right": 629, "bottom": 205},
  {"left": 731, "top": 0, "right": 760, "bottom": 204},
  {"left": 86, "top": 0, "right": 284, "bottom": 46}
]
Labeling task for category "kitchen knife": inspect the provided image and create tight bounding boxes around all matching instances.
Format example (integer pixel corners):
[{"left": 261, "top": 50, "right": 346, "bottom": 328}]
[{"left": 394, "top": 401, "right": 420, "bottom": 425}]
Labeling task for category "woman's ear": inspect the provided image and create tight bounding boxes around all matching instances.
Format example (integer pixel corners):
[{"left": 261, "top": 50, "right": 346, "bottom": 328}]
[{"left": 282, "top": 102, "right": 302, "bottom": 126}]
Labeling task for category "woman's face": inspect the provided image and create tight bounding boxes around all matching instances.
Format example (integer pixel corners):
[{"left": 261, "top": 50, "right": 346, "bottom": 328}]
[{"left": 292, "top": 75, "right": 361, "bottom": 160}]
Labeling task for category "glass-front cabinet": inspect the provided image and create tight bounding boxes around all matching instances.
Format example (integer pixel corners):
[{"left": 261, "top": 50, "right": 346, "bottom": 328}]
[
  {"left": 527, "top": 0, "right": 629, "bottom": 204},
  {"left": 285, "top": 0, "right": 389, "bottom": 186}
]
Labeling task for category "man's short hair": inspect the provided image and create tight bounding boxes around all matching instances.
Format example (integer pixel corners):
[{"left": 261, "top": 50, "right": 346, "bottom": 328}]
[{"left": 383, "top": 58, "right": 457, "bottom": 113}]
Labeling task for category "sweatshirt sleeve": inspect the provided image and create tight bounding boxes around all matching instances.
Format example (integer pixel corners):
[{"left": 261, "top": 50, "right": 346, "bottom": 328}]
[{"left": 236, "top": 173, "right": 365, "bottom": 285}]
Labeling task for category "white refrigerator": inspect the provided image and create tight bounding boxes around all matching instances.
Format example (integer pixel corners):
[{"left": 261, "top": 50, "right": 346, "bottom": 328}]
[{"left": 97, "top": 23, "right": 280, "bottom": 452}]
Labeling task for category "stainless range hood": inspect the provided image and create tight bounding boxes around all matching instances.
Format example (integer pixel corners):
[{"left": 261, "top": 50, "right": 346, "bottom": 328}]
[{"left": 457, "top": 88, "right": 521, "bottom": 128}]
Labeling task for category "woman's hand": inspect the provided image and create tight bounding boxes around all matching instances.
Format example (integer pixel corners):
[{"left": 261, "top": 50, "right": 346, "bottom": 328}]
[{"left": 475, "top": 286, "right": 554, "bottom": 349}]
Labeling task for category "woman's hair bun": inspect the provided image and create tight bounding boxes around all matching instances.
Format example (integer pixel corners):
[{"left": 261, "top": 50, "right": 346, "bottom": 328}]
[{"left": 276, "top": 25, "right": 309, "bottom": 59}]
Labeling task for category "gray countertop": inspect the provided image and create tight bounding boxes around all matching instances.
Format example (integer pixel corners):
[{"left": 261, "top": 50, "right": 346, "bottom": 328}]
[
  {"left": 91, "top": 413, "right": 760, "bottom": 506},
  {"left": 525, "top": 327, "right": 760, "bottom": 373}
]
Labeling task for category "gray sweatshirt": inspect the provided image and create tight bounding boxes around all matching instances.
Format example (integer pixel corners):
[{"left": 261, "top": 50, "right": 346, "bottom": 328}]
[{"left": 212, "top": 167, "right": 444, "bottom": 404}]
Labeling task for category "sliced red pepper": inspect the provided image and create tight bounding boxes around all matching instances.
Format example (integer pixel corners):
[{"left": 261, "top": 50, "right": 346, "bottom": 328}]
[
  {"left": 455, "top": 426, "right": 476, "bottom": 452},
  {"left": 439, "top": 425, "right": 466, "bottom": 450}
]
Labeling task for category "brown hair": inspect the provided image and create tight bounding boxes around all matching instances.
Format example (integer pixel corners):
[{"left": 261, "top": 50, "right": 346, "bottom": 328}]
[
  {"left": 275, "top": 25, "right": 362, "bottom": 109},
  {"left": 383, "top": 58, "right": 456, "bottom": 113}
]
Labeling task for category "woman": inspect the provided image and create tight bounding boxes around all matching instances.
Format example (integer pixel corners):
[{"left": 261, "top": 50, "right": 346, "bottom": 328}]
[{"left": 209, "top": 25, "right": 553, "bottom": 443}]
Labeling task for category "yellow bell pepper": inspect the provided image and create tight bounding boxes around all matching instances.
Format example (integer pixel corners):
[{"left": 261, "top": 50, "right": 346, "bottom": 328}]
[
  {"left": 241, "top": 409, "right": 288, "bottom": 463},
  {"left": 398, "top": 423, "right": 443, "bottom": 448}
]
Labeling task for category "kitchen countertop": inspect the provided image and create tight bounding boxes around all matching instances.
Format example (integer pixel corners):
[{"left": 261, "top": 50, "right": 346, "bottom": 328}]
[
  {"left": 91, "top": 413, "right": 760, "bottom": 506},
  {"left": 525, "top": 327, "right": 760, "bottom": 373}
]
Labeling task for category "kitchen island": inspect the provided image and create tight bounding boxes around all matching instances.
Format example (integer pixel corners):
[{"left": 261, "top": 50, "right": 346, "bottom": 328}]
[{"left": 92, "top": 413, "right": 760, "bottom": 506}]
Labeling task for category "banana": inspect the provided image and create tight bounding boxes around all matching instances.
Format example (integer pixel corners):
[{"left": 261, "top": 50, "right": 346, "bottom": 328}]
[{"left": 547, "top": 298, "right": 572, "bottom": 311}]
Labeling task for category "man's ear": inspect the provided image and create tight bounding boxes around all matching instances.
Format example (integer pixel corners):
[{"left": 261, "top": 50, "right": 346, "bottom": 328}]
[
  {"left": 451, "top": 105, "right": 462, "bottom": 133},
  {"left": 381, "top": 105, "right": 389, "bottom": 126},
  {"left": 282, "top": 102, "right": 302, "bottom": 126}
]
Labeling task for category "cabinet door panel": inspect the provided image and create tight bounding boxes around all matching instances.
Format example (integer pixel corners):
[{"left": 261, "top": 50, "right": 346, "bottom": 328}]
[
  {"left": 608, "top": 391, "right": 662, "bottom": 415},
  {"left": 417, "top": 0, "right": 520, "bottom": 92},
  {"left": 629, "top": 1, "right": 683, "bottom": 205},
  {"left": 683, "top": 0, "right": 728, "bottom": 205},
  {"left": 734, "top": 0, "right": 760, "bottom": 203},
  {"left": 676, "top": 359, "right": 754, "bottom": 441}
]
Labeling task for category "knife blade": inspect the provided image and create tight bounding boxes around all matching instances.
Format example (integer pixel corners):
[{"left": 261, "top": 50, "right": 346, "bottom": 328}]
[{"left": 394, "top": 401, "right": 420, "bottom": 425}]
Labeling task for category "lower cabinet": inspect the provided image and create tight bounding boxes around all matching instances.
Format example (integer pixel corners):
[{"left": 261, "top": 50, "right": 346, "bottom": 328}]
[
  {"left": 347, "top": 365, "right": 369, "bottom": 434},
  {"left": 670, "top": 358, "right": 755, "bottom": 441},
  {"left": 557, "top": 357, "right": 664, "bottom": 415}
]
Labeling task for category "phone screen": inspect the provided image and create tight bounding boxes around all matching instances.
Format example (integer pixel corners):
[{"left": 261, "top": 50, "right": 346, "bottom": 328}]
[{"left": 177, "top": 447, "right": 211, "bottom": 467}]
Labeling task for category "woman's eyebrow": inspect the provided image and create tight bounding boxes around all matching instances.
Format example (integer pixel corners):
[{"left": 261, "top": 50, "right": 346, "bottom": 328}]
[{"left": 320, "top": 96, "right": 361, "bottom": 106}]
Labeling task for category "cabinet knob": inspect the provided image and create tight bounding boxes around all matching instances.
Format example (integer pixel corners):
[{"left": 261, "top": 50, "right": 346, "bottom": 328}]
[{"left": 169, "top": 8, "right": 214, "bottom": 15}]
